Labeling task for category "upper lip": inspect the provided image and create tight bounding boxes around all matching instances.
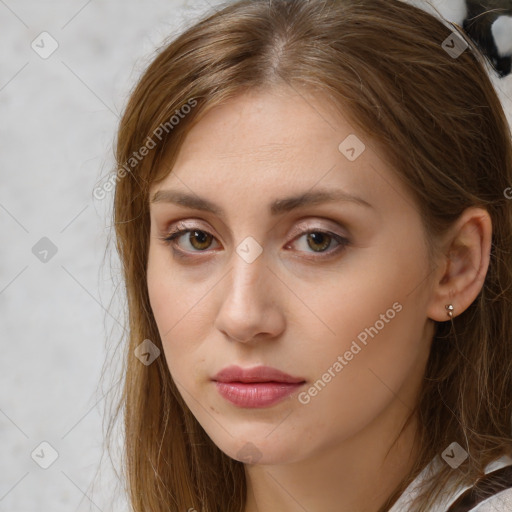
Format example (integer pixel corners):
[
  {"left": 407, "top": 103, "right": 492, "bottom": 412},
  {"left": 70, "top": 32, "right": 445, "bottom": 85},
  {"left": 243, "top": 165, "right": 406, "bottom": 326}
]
[{"left": 212, "top": 365, "right": 306, "bottom": 384}]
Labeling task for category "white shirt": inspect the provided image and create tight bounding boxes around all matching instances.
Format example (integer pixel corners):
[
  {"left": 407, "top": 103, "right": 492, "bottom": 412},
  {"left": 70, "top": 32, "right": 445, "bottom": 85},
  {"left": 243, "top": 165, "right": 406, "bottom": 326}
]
[{"left": 389, "top": 454, "right": 512, "bottom": 511}]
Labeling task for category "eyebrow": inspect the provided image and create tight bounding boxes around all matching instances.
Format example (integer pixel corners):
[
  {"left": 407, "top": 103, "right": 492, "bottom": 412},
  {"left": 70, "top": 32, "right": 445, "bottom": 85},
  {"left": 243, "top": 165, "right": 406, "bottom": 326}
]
[
  {"left": 150, "top": 188, "right": 373, "bottom": 216},
  {"left": 150, "top": 188, "right": 374, "bottom": 216}
]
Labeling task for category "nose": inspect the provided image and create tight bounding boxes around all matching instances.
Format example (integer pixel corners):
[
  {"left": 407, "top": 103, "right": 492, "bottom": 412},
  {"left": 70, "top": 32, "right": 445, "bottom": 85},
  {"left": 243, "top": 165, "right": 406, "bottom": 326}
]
[{"left": 214, "top": 251, "right": 286, "bottom": 344}]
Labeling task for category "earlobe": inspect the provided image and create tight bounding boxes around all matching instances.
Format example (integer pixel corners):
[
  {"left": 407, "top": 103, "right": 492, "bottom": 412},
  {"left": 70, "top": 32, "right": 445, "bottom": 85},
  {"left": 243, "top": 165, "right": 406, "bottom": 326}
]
[{"left": 426, "top": 207, "right": 492, "bottom": 322}]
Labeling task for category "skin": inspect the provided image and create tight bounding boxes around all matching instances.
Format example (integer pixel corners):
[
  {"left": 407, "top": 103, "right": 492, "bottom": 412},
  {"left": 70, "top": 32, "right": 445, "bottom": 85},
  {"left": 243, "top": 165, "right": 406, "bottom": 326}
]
[{"left": 146, "top": 85, "right": 492, "bottom": 512}]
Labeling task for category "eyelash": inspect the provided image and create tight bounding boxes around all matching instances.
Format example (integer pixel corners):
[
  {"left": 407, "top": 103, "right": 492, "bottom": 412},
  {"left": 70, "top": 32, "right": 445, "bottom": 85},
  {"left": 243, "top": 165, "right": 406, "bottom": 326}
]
[{"left": 158, "top": 222, "right": 350, "bottom": 260}]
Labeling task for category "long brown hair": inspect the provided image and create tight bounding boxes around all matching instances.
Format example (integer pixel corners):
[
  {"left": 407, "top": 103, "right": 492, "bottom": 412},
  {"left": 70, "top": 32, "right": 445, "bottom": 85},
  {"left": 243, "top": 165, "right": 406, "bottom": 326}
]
[{"left": 102, "top": 1, "right": 512, "bottom": 510}]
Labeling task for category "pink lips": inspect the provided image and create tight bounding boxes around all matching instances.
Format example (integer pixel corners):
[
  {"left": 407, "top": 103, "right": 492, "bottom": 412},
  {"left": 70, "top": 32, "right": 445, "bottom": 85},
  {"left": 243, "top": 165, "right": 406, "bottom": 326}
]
[{"left": 212, "top": 365, "right": 306, "bottom": 408}]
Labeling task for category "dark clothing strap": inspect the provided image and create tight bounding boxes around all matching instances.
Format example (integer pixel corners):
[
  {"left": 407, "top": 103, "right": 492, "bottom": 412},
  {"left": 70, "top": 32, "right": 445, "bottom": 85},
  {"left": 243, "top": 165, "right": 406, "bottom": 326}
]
[{"left": 446, "top": 464, "right": 512, "bottom": 512}]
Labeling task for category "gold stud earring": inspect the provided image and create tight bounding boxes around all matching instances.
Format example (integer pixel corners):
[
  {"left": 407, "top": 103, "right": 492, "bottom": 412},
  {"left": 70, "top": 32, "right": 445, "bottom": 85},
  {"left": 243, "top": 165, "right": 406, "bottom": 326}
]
[{"left": 445, "top": 304, "right": 454, "bottom": 318}]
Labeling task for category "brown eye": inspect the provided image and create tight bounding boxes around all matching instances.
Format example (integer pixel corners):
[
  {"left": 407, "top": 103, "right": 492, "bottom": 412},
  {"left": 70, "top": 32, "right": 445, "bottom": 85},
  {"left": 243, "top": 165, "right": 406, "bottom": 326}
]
[
  {"left": 160, "top": 225, "right": 349, "bottom": 260},
  {"left": 164, "top": 229, "right": 216, "bottom": 251},
  {"left": 187, "top": 230, "right": 214, "bottom": 251},
  {"left": 290, "top": 230, "right": 348, "bottom": 256},
  {"left": 305, "top": 232, "right": 332, "bottom": 252}
]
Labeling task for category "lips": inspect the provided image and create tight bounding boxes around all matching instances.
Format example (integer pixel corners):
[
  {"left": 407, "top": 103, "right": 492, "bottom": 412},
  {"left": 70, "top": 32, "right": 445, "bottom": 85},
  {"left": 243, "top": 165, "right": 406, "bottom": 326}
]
[
  {"left": 212, "top": 365, "right": 306, "bottom": 408},
  {"left": 212, "top": 365, "right": 306, "bottom": 384}
]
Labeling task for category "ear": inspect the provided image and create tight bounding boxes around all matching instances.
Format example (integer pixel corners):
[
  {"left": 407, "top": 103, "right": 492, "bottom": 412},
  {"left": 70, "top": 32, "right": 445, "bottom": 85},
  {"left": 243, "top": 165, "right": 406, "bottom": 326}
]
[{"left": 426, "top": 207, "right": 492, "bottom": 322}]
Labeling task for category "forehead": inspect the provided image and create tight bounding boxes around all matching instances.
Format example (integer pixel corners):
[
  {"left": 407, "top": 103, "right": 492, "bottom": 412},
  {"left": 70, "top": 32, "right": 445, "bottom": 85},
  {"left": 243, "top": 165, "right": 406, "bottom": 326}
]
[
  {"left": 149, "top": 87, "right": 415, "bottom": 221},
  {"left": 171, "top": 87, "right": 346, "bottom": 166}
]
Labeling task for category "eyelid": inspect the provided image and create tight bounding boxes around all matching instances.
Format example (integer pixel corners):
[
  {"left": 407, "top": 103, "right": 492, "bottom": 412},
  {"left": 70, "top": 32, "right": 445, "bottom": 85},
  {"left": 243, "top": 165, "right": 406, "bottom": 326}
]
[
  {"left": 159, "top": 218, "right": 350, "bottom": 260},
  {"left": 163, "top": 218, "right": 348, "bottom": 244},
  {"left": 286, "top": 218, "right": 349, "bottom": 240}
]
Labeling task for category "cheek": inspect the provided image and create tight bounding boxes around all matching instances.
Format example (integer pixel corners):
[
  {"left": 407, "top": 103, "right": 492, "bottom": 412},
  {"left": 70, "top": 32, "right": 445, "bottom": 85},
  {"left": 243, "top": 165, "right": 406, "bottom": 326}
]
[
  {"left": 287, "top": 299, "right": 429, "bottom": 455},
  {"left": 147, "top": 247, "right": 200, "bottom": 339},
  {"left": 288, "top": 241, "right": 431, "bottom": 415},
  {"left": 147, "top": 255, "right": 188, "bottom": 370},
  {"left": 146, "top": 252, "right": 214, "bottom": 387},
  {"left": 291, "top": 239, "right": 424, "bottom": 356}
]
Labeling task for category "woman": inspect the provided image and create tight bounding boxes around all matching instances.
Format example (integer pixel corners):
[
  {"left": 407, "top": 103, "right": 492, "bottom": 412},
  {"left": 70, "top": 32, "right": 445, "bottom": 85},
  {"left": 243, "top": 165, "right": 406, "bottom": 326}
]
[{"left": 105, "top": 0, "right": 512, "bottom": 510}]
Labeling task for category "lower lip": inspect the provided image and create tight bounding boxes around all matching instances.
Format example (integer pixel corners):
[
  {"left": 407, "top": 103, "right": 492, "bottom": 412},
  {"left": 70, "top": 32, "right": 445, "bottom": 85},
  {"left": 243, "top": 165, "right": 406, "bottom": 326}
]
[{"left": 214, "top": 381, "right": 305, "bottom": 408}]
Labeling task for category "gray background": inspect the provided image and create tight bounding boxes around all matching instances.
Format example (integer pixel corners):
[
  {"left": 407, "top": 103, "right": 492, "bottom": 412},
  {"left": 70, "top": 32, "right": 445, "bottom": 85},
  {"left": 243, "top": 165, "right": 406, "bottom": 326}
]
[{"left": 1, "top": 1, "right": 511, "bottom": 511}]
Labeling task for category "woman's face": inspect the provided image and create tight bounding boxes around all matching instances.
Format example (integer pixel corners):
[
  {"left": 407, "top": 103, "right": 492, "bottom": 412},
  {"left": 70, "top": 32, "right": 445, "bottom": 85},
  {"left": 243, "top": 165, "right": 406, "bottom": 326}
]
[{"left": 147, "top": 86, "right": 437, "bottom": 465}]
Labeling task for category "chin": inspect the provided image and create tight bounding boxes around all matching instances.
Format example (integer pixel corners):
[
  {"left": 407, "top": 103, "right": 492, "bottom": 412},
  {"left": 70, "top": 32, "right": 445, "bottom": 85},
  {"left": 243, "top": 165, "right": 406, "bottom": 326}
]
[
  {"left": 232, "top": 440, "right": 299, "bottom": 465},
  {"left": 209, "top": 428, "right": 304, "bottom": 465}
]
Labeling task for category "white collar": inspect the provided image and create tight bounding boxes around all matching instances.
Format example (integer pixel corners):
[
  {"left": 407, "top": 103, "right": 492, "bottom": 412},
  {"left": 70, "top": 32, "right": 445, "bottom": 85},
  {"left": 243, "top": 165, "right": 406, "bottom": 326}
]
[{"left": 388, "top": 454, "right": 512, "bottom": 512}]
